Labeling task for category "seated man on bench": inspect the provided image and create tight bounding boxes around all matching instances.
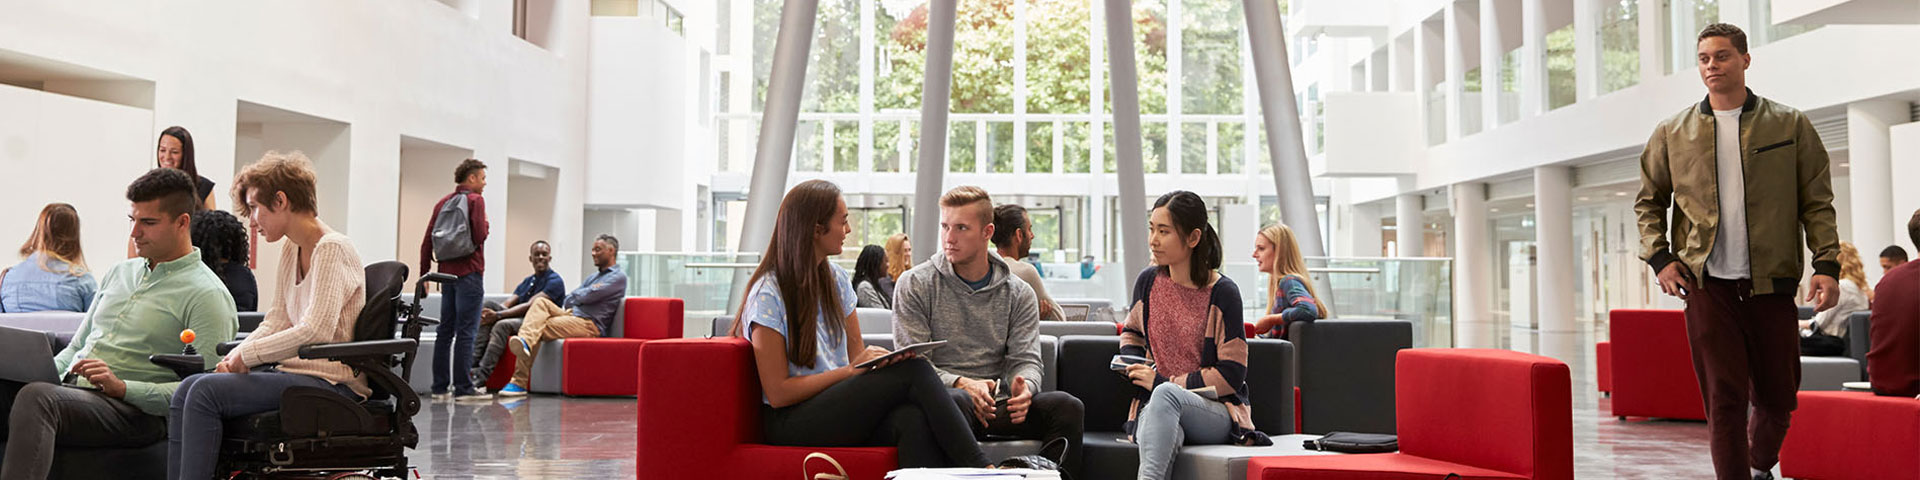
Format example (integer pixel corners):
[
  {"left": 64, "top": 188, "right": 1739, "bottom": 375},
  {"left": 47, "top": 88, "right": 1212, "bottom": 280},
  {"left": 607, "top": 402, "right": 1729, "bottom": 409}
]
[
  {"left": 495, "top": 234, "right": 628, "bottom": 397},
  {"left": 0, "top": 168, "right": 236, "bottom": 478}
]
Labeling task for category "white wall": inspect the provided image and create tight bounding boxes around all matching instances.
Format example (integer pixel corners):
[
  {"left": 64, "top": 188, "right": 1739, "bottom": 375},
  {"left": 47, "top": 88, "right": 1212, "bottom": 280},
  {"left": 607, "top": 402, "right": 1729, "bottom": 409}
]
[
  {"left": 505, "top": 162, "right": 560, "bottom": 286},
  {"left": 0, "top": 0, "right": 594, "bottom": 291},
  {"left": 1892, "top": 122, "right": 1920, "bottom": 258},
  {"left": 586, "top": 17, "right": 689, "bottom": 210},
  {"left": 0, "top": 83, "right": 152, "bottom": 274},
  {"left": 235, "top": 119, "right": 351, "bottom": 303}
]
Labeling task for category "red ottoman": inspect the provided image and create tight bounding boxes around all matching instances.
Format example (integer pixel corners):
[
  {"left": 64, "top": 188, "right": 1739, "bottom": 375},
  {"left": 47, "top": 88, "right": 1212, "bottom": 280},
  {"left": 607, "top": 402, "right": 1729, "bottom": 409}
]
[
  {"left": 1248, "top": 349, "right": 1572, "bottom": 480},
  {"left": 1608, "top": 309, "right": 1705, "bottom": 420},
  {"left": 485, "top": 348, "right": 517, "bottom": 391},
  {"left": 1780, "top": 391, "right": 1920, "bottom": 480},
  {"left": 1596, "top": 341, "right": 1611, "bottom": 394},
  {"left": 637, "top": 338, "right": 897, "bottom": 479},
  {"left": 558, "top": 297, "right": 683, "bottom": 397}
]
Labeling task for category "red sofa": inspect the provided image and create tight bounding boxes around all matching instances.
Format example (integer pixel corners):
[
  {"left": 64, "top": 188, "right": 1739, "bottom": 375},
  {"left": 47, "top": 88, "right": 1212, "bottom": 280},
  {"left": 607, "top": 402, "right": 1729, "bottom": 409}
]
[
  {"left": 1247, "top": 348, "right": 1573, "bottom": 480},
  {"left": 560, "top": 297, "right": 683, "bottom": 396},
  {"left": 636, "top": 337, "right": 898, "bottom": 479},
  {"left": 1607, "top": 309, "right": 1705, "bottom": 420},
  {"left": 1780, "top": 391, "right": 1920, "bottom": 480}
]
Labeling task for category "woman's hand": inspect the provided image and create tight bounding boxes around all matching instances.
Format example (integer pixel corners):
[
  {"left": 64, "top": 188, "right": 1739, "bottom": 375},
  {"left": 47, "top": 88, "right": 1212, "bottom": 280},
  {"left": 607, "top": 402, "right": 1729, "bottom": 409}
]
[
  {"left": 1125, "top": 363, "right": 1156, "bottom": 390},
  {"left": 214, "top": 354, "right": 248, "bottom": 374},
  {"left": 851, "top": 345, "right": 915, "bottom": 372}
]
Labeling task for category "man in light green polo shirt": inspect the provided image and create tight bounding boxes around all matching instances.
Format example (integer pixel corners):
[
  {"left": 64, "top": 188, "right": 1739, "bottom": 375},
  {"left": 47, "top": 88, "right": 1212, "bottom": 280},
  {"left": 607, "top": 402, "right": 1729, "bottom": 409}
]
[{"left": 0, "top": 168, "right": 236, "bottom": 479}]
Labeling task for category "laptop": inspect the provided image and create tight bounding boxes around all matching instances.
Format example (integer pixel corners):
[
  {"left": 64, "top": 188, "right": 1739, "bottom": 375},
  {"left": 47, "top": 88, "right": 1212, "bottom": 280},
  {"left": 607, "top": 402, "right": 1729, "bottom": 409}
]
[{"left": 0, "top": 325, "right": 61, "bottom": 385}]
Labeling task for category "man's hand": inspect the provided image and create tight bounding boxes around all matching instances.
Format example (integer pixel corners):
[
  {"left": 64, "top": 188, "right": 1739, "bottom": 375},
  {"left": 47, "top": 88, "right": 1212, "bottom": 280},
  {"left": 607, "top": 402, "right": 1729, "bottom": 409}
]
[
  {"left": 1125, "top": 363, "right": 1156, "bottom": 390},
  {"left": 71, "top": 359, "right": 126, "bottom": 398},
  {"left": 956, "top": 377, "right": 997, "bottom": 427},
  {"left": 1807, "top": 274, "right": 1840, "bottom": 312},
  {"left": 480, "top": 308, "right": 499, "bottom": 323},
  {"left": 214, "top": 354, "right": 248, "bottom": 374},
  {"left": 1006, "top": 376, "right": 1033, "bottom": 425},
  {"left": 1657, "top": 262, "right": 1695, "bottom": 299}
]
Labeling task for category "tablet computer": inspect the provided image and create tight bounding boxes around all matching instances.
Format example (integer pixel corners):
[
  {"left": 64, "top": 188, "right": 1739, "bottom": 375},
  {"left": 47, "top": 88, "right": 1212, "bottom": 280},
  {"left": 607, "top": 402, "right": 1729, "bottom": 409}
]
[{"left": 854, "top": 340, "right": 947, "bottom": 369}]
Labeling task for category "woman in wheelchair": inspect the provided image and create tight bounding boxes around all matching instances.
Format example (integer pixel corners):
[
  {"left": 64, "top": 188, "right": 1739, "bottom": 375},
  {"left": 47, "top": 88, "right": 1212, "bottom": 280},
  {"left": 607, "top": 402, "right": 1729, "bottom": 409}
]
[
  {"left": 167, "top": 152, "right": 370, "bottom": 480},
  {"left": 732, "top": 180, "right": 993, "bottom": 469}
]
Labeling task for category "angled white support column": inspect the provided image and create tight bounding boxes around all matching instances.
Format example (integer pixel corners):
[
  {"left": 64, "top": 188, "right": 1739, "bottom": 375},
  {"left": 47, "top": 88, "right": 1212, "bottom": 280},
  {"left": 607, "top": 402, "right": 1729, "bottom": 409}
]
[
  {"left": 1452, "top": 182, "right": 1493, "bottom": 348},
  {"left": 1106, "top": 0, "right": 1150, "bottom": 287},
  {"left": 1572, "top": 0, "right": 1598, "bottom": 101},
  {"left": 1480, "top": 0, "right": 1504, "bottom": 132},
  {"left": 1535, "top": 166, "right": 1575, "bottom": 334},
  {"left": 910, "top": 0, "right": 959, "bottom": 264},
  {"left": 1848, "top": 99, "right": 1909, "bottom": 283},
  {"left": 1519, "top": 0, "right": 1545, "bottom": 118},
  {"left": 1243, "top": 0, "right": 1326, "bottom": 257},
  {"left": 732, "top": 0, "right": 819, "bottom": 313},
  {"left": 1443, "top": 4, "right": 1464, "bottom": 140}
]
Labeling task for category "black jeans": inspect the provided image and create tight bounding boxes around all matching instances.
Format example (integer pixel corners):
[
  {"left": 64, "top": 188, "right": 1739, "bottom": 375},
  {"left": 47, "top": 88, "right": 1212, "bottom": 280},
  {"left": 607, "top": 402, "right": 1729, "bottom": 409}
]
[
  {"left": 761, "top": 359, "right": 990, "bottom": 468},
  {"left": 1, "top": 380, "right": 166, "bottom": 479},
  {"left": 946, "top": 387, "right": 1085, "bottom": 476},
  {"left": 1799, "top": 332, "right": 1847, "bottom": 356}
]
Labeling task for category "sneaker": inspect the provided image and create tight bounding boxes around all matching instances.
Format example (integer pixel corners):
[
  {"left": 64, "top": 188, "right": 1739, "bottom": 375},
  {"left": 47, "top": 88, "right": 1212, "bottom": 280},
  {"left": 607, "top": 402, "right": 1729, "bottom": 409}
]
[
  {"left": 511, "top": 336, "right": 533, "bottom": 357},
  {"left": 452, "top": 388, "right": 489, "bottom": 402},
  {"left": 1753, "top": 470, "right": 1775, "bottom": 480},
  {"left": 496, "top": 383, "right": 529, "bottom": 398},
  {"left": 429, "top": 391, "right": 452, "bottom": 401}
]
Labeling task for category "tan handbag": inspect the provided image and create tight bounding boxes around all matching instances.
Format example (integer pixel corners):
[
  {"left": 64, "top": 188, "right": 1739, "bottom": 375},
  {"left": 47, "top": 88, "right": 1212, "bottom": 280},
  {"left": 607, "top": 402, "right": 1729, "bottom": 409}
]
[{"left": 803, "top": 452, "right": 849, "bottom": 480}]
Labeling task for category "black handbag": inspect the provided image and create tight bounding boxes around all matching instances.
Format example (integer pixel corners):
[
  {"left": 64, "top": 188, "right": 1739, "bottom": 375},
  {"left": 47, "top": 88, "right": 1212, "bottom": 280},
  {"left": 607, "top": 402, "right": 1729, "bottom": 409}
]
[
  {"left": 1303, "top": 432, "right": 1399, "bottom": 453},
  {"left": 994, "top": 437, "right": 1071, "bottom": 479}
]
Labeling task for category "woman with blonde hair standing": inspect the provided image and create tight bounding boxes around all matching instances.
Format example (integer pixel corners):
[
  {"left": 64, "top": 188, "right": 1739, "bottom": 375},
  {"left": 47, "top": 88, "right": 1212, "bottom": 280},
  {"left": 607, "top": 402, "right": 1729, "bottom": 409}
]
[
  {"left": 1250, "top": 224, "right": 1326, "bottom": 338},
  {"left": 0, "top": 203, "right": 97, "bottom": 312}
]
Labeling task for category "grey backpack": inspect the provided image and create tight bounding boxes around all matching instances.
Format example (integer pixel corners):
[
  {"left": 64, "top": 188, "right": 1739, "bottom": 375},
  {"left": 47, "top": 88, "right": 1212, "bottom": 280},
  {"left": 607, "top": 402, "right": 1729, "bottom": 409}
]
[{"left": 430, "top": 193, "right": 476, "bottom": 261}]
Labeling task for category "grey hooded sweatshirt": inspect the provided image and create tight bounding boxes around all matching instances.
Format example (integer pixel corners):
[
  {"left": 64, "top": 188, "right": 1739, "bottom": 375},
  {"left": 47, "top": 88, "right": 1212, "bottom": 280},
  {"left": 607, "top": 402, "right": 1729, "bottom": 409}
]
[{"left": 892, "top": 251, "right": 1043, "bottom": 391}]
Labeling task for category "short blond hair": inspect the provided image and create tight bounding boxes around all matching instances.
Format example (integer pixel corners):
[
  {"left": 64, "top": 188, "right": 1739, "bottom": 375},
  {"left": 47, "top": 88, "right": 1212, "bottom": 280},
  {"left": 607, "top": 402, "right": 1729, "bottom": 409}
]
[
  {"left": 231, "top": 151, "right": 319, "bottom": 217},
  {"left": 940, "top": 186, "right": 993, "bottom": 226}
]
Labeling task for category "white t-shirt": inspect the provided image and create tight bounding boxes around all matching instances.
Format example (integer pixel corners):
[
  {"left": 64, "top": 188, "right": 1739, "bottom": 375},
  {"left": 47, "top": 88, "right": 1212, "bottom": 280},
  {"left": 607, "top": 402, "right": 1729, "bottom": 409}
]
[
  {"left": 287, "top": 267, "right": 318, "bottom": 325},
  {"left": 1706, "top": 107, "right": 1751, "bottom": 280}
]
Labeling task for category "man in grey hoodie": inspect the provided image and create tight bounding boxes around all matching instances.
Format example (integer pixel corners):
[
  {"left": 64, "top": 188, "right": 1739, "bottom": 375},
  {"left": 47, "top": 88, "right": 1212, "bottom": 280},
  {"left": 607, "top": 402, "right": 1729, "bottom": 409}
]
[{"left": 894, "top": 186, "right": 1085, "bottom": 475}]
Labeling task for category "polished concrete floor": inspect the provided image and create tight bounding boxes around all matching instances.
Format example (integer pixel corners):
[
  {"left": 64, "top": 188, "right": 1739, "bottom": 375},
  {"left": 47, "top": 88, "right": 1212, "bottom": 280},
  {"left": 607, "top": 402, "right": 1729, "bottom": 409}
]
[{"left": 404, "top": 327, "right": 1742, "bottom": 479}]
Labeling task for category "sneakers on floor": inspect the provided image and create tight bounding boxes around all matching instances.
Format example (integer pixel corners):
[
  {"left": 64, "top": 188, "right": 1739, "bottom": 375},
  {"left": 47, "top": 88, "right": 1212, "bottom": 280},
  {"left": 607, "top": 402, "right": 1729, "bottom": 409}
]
[
  {"left": 496, "top": 383, "right": 529, "bottom": 398},
  {"left": 429, "top": 391, "right": 453, "bottom": 402},
  {"left": 452, "top": 388, "right": 489, "bottom": 402},
  {"left": 1753, "top": 470, "right": 1775, "bottom": 480}
]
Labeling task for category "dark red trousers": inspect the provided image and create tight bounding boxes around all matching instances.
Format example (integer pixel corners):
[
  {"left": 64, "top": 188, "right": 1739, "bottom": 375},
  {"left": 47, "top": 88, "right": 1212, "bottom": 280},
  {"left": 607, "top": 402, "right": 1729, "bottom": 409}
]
[{"left": 1684, "top": 276, "right": 1800, "bottom": 480}]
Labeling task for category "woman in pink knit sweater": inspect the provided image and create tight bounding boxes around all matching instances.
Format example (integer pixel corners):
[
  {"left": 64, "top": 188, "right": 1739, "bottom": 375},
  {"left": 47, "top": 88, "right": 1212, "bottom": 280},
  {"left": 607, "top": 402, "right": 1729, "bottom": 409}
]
[{"left": 166, "top": 152, "right": 367, "bottom": 480}]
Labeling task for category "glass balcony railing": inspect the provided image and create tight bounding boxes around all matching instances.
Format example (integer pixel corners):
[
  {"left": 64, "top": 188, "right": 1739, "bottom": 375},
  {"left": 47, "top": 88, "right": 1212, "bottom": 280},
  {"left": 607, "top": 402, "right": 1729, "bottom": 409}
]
[{"left": 621, "top": 252, "right": 1452, "bottom": 347}]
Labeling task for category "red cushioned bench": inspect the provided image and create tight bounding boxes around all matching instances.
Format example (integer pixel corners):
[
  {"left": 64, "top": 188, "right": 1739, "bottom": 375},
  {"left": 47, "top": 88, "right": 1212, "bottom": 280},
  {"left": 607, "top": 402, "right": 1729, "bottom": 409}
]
[
  {"left": 1596, "top": 340, "right": 1611, "bottom": 395},
  {"left": 1608, "top": 309, "right": 1705, "bottom": 420},
  {"left": 559, "top": 297, "right": 683, "bottom": 396},
  {"left": 1247, "top": 348, "right": 1572, "bottom": 480},
  {"left": 636, "top": 338, "right": 897, "bottom": 479},
  {"left": 1780, "top": 391, "right": 1920, "bottom": 480}
]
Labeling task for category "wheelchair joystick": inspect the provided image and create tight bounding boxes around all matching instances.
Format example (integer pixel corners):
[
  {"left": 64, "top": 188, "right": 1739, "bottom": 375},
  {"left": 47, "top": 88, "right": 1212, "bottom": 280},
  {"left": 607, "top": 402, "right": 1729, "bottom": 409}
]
[{"left": 180, "top": 328, "right": 198, "bottom": 356}]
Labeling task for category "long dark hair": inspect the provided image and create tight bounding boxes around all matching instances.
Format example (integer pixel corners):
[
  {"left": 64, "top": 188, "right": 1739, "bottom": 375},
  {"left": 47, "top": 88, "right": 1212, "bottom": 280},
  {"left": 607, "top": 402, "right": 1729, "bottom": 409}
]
[
  {"left": 158, "top": 126, "right": 198, "bottom": 182},
  {"left": 1152, "top": 190, "right": 1222, "bottom": 286},
  {"left": 733, "top": 180, "right": 847, "bottom": 368},
  {"left": 852, "top": 245, "right": 887, "bottom": 291}
]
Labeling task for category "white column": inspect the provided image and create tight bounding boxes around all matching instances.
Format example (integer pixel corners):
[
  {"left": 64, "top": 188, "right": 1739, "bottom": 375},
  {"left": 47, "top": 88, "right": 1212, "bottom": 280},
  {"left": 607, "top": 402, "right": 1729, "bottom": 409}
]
[
  {"left": 1848, "top": 99, "right": 1910, "bottom": 283},
  {"left": 1108, "top": 0, "right": 1153, "bottom": 286},
  {"left": 1244, "top": 0, "right": 1328, "bottom": 256},
  {"left": 1397, "top": 178, "right": 1427, "bottom": 257},
  {"left": 1637, "top": 0, "right": 1664, "bottom": 85},
  {"left": 1534, "top": 166, "right": 1576, "bottom": 334},
  {"left": 1480, "top": 0, "right": 1503, "bottom": 132},
  {"left": 1519, "top": 0, "right": 1545, "bottom": 118},
  {"left": 909, "top": 0, "right": 959, "bottom": 264},
  {"left": 1572, "top": 0, "right": 1598, "bottom": 102},
  {"left": 1452, "top": 182, "right": 1494, "bottom": 348},
  {"left": 1443, "top": 5, "right": 1464, "bottom": 140}
]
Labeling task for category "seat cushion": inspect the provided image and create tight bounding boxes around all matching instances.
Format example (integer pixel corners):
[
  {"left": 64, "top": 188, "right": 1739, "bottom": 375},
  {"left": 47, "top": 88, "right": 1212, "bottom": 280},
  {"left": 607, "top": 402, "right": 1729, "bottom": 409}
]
[
  {"left": 1798, "top": 356, "right": 1861, "bottom": 391},
  {"left": 979, "top": 439, "right": 1043, "bottom": 463},
  {"left": 1174, "top": 434, "right": 1335, "bottom": 480},
  {"left": 728, "top": 444, "right": 896, "bottom": 479},
  {"left": 1249, "top": 453, "right": 1530, "bottom": 480},
  {"left": 1780, "top": 391, "right": 1920, "bottom": 480},
  {"left": 1082, "top": 432, "right": 1143, "bottom": 480},
  {"left": 562, "top": 338, "right": 650, "bottom": 396},
  {"left": 224, "top": 404, "right": 395, "bottom": 443}
]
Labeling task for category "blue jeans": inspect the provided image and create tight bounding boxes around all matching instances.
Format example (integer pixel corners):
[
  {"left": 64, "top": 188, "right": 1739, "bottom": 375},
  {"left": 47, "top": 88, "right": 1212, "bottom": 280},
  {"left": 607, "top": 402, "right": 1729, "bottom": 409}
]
[
  {"left": 166, "top": 372, "right": 357, "bottom": 480},
  {"left": 1135, "top": 382, "right": 1234, "bottom": 480},
  {"left": 431, "top": 272, "right": 484, "bottom": 393}
]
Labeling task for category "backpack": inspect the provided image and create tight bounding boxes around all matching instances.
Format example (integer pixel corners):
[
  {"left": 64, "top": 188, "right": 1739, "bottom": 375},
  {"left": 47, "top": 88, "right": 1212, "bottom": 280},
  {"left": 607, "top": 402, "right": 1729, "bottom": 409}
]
[{"left": 430, "top": 192, "right": 476, "bottom": 261}]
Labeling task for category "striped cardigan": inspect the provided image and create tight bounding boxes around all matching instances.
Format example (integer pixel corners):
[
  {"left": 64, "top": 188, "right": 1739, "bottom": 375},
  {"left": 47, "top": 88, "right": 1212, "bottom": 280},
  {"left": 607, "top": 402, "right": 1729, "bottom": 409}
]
[
  {"left": 1119, "top": 267, "right": 1270, "bottom": 446},
  {"left": 227, "top": 232, "right": 370, "bottom": 398}
]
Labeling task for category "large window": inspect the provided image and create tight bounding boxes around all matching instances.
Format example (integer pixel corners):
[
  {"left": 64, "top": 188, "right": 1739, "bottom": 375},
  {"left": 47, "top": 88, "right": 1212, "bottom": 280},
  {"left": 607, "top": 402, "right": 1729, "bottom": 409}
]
[
  {"left": 1669, "top": 0, "right": 1719, "bottom": 74},
  {"left": 1598, "top": 0, "right": 1640, "bottom": 94},
  {"left": 1545, "top": 24, "right": 1577, "bottom": 111}
]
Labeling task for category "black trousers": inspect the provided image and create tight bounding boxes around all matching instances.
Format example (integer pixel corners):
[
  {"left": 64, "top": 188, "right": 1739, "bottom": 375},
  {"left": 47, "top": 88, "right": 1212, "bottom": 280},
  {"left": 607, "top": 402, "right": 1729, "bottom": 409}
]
[
  {"left": 946, "top": 387, "right": 1085, "bottom": 477},
  {"left": 761, "top": 359, "right": 990, "bottom": 468},
  {"left": 1799, "top": 332, "right": 1846, "bottom": 356}
]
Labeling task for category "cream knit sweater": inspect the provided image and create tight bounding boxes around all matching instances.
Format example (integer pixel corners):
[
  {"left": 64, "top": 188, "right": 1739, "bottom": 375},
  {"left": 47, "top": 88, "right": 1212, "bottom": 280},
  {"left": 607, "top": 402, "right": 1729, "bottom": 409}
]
[{"left": 229, "top": 232, "right": 370, "bottom": 398}]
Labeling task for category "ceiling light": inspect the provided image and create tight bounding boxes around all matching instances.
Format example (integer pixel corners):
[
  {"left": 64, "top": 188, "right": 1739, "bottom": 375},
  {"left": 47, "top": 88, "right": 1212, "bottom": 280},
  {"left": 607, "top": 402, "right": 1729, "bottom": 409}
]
[
  {"left": 1525, "top": 203, "right": 1535, "bottom": 208},
  {"left": 1614, "top": 192, "right": 1629, "bottom": 197},
  {"left": 1490, "top": 208, "right": 1501, "bottom": 212},
  {"left": 1838, "top": 162, "right": 1850, "bottom": 167},
  {"left": 1577, "top": 197, "right": 1590, "bottom": 201}
]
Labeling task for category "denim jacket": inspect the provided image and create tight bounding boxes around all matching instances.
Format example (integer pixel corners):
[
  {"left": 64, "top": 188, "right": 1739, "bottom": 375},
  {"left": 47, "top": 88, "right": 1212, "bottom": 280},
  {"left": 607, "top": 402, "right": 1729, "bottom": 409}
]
[{"left": 0, "top": 253, "right": 97, "bottom": 313}]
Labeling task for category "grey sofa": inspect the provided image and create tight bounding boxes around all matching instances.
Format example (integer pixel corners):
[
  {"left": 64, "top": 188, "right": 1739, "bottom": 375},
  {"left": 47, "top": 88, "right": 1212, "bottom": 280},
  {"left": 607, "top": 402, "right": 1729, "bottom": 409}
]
[
  {"left": 1286, "top": 318, "right": 1412, "bottom": 435},
  {"left": 1039, "top": 320, "right": 1119, "bottom": 337},
  {"left": 1798, "top": 311, "right": 1874, "bottom": 391},
  {"left": 1057, "top": 335, "right": 1303, "bottom": 480}
]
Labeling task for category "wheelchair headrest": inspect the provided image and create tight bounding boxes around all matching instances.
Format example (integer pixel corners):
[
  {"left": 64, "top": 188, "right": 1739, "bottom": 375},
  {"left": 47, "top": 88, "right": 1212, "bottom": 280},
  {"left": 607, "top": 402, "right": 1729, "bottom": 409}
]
[{"left": 357, "top": 261, "right": 410, "bottom": 342}]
